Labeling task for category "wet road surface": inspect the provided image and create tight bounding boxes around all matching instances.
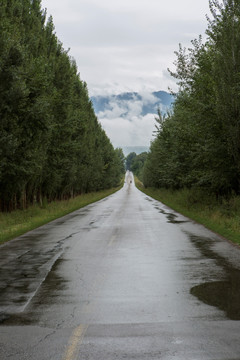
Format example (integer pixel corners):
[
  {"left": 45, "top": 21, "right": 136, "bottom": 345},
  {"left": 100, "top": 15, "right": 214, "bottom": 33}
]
[{"left": 1, "top": 173, "right": 240, "bottom": 359}]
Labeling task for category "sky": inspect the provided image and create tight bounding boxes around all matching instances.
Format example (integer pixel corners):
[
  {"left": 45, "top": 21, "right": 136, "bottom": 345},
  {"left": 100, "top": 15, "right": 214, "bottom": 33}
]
[{"left": 41, "top": 0, "right": 211, "bottom": 147}]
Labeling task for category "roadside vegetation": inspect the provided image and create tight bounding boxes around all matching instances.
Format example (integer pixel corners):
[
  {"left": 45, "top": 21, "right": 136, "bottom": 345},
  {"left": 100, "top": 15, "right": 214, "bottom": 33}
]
[
  {"left": 135, "top": 178, "right": 240, "bottom": 246},
  {"left": 0, "top": 186, "right": 122, "bottom": 244},
  {"left": 143, "top": 1, "right": 240, "bottom": 198},
  {"left": 129, "top": 1, "right": 240, "bottom": 246},
  {"left": 125, "top": 152, "right": 147, "bottom": 182},
  {"left": 0, "top": 1, "right": 125, "bottom": 212}
]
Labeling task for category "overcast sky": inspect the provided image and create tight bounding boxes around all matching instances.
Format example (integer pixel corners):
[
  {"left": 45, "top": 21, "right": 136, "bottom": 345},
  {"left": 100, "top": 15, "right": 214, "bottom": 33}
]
[{"left": 41, "top": 0, "right": 211, "bottom": 147}]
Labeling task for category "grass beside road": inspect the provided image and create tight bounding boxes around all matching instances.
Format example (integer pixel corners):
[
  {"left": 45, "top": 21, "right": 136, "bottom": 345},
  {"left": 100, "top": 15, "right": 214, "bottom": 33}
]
[
  {"left": 135, "top": 178, "right": 240, "bottom": 246},
  {"left": 0, "top": 186, "right": 121, "bottom": 245}
]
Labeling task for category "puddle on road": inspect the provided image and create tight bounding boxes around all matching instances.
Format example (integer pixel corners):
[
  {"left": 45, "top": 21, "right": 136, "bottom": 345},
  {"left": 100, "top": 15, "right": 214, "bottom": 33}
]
[
  {"left": 155, "top": 206, "right": 189, "bottom": 224},
  {"left": 191, "top": 274, "right": 240, "bottom": 320},
  {"left": 165, "top": 212, "right": 189, "bottom": 224},
  {"left": 144, "top": 195, "right": 240, "bottom": 320},
  {"left": 189, "top": 234, "right": 240, "bottom": 320}
]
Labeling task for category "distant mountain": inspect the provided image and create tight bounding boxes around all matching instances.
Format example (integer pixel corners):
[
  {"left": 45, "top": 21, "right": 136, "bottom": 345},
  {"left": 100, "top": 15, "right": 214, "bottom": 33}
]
[{"left": 91, "top": 90, "right": 174, "bottom": 117}]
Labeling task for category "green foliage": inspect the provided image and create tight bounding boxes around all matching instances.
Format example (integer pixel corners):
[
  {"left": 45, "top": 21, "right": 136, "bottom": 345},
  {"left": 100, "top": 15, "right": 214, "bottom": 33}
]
[
  {"left": 143, "top": 0, "right": 240, "bottom": 197},
  {"left": 125, "top": 152, "right": 137, "bottom": 170},
  {"left": 126, "top": 150, "right": 148, "bottom": 181},
  {"left": 131, "top": 152, "right": 148, "bottom": 181},
  {"left": 0, "top": 0, "right": 123, "bottom": 211}
]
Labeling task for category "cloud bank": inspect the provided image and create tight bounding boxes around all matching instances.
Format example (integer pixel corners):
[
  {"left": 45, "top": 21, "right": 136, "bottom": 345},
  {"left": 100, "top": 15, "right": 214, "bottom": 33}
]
[
  {"left": 94, "top": 91, "right": 172, "bottom": 147},
  {"left": 41, "top": 0, "right": 210, "bottom": 147},
  {"left": 41, "top": 0, "right": 210, "bottom": 96}
]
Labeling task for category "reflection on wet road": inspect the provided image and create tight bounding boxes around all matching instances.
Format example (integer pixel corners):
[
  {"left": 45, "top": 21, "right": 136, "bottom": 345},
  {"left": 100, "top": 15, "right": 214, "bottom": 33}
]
[
  {"left": 189, "top": 234, "right": 240, "bottom": 320},
  {"left": 1, "top": 172, "right": 240, "bottom": 359}
]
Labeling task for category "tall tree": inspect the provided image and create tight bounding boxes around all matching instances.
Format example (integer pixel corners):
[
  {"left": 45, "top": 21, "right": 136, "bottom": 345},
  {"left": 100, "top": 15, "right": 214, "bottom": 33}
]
[
  {"left": 0, "top": 0, "right": 124, "bottom": 211},
  {"left": 143, "top": 0, "right": 240, "bottom": 195}
]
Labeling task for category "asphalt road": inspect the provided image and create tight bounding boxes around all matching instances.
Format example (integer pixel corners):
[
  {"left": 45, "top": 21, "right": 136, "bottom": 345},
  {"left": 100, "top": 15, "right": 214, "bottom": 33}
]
[{"left": 1, "top": 172, "right": 240, "bottom": 359}]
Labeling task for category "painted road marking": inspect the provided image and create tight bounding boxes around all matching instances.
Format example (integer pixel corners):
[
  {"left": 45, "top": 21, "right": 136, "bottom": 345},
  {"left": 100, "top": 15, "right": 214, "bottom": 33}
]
[
  {"left": 63, "top": 324, "right": 88, "bottom": 360},
  {"left": 63, "top": 248, "right": 111, "bottom": 359}
]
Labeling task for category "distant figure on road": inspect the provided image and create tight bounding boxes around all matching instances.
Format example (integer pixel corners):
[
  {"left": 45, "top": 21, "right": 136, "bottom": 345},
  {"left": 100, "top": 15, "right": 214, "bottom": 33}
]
[{"left": 125, "top": 171, "right": 133, "bottom": 185}]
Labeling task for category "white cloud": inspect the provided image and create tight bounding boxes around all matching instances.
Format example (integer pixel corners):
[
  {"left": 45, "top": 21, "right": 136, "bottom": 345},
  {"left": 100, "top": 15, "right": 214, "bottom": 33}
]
[
  {"left": 42, "top": 0, "right": 210, "bottom": 96},
  {"left": 98, "top": 101, "right": 128, "bottom": 119},
  {"left": 41, "top": 0, "right": 210, "bottom": 146},
  {"left": 138, "top": 91, "right": 159, "bottom": 106},
  {"left": 96, "top": 92, "right": 168, "bottom": 146},
  {"left": 100, "top": 113, "right": 156, "bottom": 147},
  {"left": 98, "top": 94, "right": 142, "bottom": 119}
]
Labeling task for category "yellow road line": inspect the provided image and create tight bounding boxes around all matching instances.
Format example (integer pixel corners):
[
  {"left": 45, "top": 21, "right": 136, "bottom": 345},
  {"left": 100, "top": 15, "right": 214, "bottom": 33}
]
[{"left": 63, "top": 324, "right": 88, "bottom": 360}]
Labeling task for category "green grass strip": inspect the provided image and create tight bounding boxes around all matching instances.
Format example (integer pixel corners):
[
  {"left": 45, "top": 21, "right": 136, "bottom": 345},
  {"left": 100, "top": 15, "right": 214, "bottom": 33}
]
[
  {"left": 135, "top": 178, "right": 240, "bottom": 246},
  {"left": 0, "top": 186, "right": 121, "bottom": 244}
]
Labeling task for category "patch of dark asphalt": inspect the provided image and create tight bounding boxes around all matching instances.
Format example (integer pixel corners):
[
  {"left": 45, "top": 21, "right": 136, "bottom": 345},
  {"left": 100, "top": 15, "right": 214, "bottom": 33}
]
[
  {"left": 155, "top": 206, "right": 189, "bottom": 224},
  {"left": 0, "top": 258, "right": 69, "bottom": 326}
]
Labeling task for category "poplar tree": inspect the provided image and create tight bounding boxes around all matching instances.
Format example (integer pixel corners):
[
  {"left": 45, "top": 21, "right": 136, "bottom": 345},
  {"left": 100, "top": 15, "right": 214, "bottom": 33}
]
[
  {"left": 0, "top": 0, "right": 124, "bottom": 211},
  {"left": 143, "top": 0, "right": 240, "bottom": 196}
]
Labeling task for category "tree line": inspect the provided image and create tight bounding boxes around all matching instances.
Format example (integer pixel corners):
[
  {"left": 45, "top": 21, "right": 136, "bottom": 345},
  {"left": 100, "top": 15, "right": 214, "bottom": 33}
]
[
  {"left": 125, "top": 152, "right": 148, "bottom": 181},
  {"left": 0, "top": 0, "right": 125, "bottom": 212},
  {"left": 143, "top": 0, "right": 240, "bottom": 197}
]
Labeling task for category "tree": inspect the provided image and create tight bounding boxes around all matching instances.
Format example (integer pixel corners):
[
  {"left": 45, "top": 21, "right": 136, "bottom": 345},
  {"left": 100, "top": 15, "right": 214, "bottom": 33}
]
[
  {"left": 0, "top": 0, "right": 124, "bottom": 211},
  {"left": 114, "top": 148, "right": 125, "bottom": 176},
  {"left": 143, "top": 0, "right": 240, "bottom": 196},
  {"left": 125, "top": 152, "right": 137, "bottom": 171},
  {"left": 131, "top": 152, "right": 148, "bottom": 181}
]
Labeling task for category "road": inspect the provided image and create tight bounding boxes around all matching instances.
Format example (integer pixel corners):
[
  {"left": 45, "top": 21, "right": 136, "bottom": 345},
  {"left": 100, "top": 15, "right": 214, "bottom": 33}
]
[{"left": 1, "top": 172, "right": 240, "bottom": 359}]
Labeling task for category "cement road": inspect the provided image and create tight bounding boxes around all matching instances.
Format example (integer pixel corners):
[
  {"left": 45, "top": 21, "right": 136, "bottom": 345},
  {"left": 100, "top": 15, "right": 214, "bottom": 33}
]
[{"left": 1, "top": 171, "right": 240, "bottom": 359}]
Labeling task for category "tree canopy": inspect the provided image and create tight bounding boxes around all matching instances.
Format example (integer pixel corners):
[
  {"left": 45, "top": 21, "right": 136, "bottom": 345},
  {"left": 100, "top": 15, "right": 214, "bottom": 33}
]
[
  {"left": 0, "top": 0, "right": 125, "bottom": 211},
  {"left": 126, "top": 152, "right": 148, "bottom": 181},
  {"left": 143, "top": 0, "right": 240, "bottom": 197}
]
